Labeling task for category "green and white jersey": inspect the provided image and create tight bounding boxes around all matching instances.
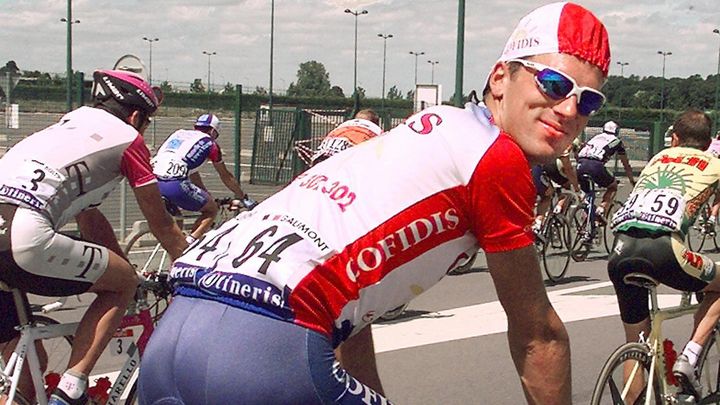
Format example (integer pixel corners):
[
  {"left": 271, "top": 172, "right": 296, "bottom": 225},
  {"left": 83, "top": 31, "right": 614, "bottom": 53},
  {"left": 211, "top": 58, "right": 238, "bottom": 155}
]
[{"left": 612, "top": 146, "right": 720, "bottom": 237}]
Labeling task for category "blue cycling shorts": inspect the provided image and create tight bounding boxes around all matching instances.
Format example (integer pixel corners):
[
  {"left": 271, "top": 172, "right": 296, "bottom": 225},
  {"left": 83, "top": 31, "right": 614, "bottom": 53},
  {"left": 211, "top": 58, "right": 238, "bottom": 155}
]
[
  {"left": 157, "top": 179, "right": 209, "bottom": 212},
  {"left": 138, "top": 296, "right": 393, "bottom": 405}
]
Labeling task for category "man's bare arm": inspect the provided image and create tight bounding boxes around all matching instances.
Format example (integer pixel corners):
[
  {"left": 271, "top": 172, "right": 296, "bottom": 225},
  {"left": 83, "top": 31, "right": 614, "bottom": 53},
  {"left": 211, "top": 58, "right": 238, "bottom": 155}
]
[
  {"left": 487, "top": 245, "right": 571, "bottom": 405},
  {"left": 212, "top": 160, "right": 245, "bottom": 198}
]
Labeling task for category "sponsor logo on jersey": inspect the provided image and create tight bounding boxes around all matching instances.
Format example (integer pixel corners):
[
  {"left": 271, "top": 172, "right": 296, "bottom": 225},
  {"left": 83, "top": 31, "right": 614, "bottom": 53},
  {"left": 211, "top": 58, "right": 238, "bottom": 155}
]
[
  {"left": 345, "top": 208, "right": 460, "bottom": 283},
  {"left": 0, "top": 185, "right": 44, "bottom": 210}
]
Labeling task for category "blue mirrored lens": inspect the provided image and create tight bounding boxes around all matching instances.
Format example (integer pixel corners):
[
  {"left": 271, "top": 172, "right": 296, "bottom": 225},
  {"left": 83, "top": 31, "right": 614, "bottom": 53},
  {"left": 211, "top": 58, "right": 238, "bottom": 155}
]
[
  {"left": 579, "top": 91, "right": 605, "bottom": 116},
  {"left": 536, "top": 69, "right": 573, "bottom": 100}
]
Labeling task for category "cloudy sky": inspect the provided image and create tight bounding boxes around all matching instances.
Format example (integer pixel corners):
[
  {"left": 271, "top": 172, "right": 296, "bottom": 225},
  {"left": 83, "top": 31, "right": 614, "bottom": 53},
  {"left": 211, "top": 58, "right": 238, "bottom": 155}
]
[{"left": 1, "top": 0, "right": 719, "bottom": 98}]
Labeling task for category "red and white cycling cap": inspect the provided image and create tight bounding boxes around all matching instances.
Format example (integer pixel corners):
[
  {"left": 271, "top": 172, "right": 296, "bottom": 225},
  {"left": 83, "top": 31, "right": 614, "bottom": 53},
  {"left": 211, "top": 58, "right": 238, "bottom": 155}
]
[{"left": 498, "top": 2, "right": 610, "bottom": 75}]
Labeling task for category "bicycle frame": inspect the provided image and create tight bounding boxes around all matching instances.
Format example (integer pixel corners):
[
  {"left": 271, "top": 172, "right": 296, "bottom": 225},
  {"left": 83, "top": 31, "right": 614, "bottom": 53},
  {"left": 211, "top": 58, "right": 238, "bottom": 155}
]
[
  {"left": 1, "top": 307, "right": 78, "bottom": 405},
  {"left": 1, "top": 285, "right": 159, "bottom": 405},
  {"left": 625, "top": 274, "right": 700, "bottom": 404}
]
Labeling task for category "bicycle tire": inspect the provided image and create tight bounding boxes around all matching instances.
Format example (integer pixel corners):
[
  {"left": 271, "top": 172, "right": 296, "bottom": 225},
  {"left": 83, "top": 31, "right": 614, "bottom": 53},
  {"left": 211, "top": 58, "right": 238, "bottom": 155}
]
[
  {"left": 379, "top": 303, "right": 409, "bottom": 321},
  {"left": 541, "top": 215, "right": 571, "bottom": 282},
  {"left": 590, "top": 342, "right": 662, "bottom": 404},
  {"left": 602, "top": 201, "right": 621, "bottom": 255},
  {"left": 125, "top": 232, "right": 172, "bottom": 276},
  {"left": 688, "top": 225, "right": 708, "bottom": 253},
  {"left": 695, "top": 328, "right": 720, "bottom": 402},
  {"left": 571, "top": 206, "right": 591, "bottom": 262}
]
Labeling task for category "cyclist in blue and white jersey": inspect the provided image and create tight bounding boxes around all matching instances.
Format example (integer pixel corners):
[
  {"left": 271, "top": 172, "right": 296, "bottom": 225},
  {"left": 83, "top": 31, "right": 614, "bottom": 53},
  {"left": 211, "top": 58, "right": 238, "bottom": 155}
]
[{"left": 152, "top": 114, "right": 256, "bottom": 243}]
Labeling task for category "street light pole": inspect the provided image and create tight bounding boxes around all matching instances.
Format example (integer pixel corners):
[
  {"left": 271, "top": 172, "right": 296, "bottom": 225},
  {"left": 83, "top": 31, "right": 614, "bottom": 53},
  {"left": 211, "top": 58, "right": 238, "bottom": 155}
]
[
  {"left": 60, "top": 0, "right": 79, "bottom": 112},
  {"left": 378, "top": 33, "right": 393, "bottom": 110},
  {"left": 657, "top": 50, "right": 672, "bottom": 123},
  {"left": 142, "top": 37, "right": 159, "bottom": 85},
  {"left": 713, "top": 28, "right": 720, "bottom": 134},
  {"left": 409, "top": 51, "right": 425, "bottom": 86},
  {"left": 427, "top": 60, "right": 439, "bottom": 84},
  {"left": 616, "top": 61, "right": 629, "bottom": 121},
  {"left": 345, "top": 9, "right": 368, "bottom": 99},
  {"left": 202, "top": 50, "right": 217, "bottom": 93}
]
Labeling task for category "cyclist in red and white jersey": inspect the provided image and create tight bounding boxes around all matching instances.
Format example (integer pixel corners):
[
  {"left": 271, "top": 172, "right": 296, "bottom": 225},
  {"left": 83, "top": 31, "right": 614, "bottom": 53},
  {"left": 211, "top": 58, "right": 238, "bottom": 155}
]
[
  {"left": 139, "top": 3, "right": 609, "bottom": 404},
  {"left": 0, "top": 70, "right": 187, "bottom": 405},
  {"left": 152, "top": 113, "right": 256, "bottom": 243}
]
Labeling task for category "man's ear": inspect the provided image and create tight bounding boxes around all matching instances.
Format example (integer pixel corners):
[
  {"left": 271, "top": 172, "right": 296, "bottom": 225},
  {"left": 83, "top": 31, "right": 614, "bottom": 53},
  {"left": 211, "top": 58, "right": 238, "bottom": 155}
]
[
  {"left": 128, "top": 110, "right": 141, "bottom": 127},
  {"left": 670, "top": 132, "right": 680, "bottom": 147},
  {"left": 487, "top": 62, "right": 510, "bottom": 98}
]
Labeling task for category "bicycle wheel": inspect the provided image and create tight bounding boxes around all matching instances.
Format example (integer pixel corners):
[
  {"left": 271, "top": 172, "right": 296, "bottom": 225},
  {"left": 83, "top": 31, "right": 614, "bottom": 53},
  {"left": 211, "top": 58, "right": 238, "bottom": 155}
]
[
  {"left": 687, "top": 224, "right": 708, "bottom": 253},
  {"left": 696, "top": 329, "right": 720, "bottom": 402},
  {"left": 541, "top": 215, "right": 571, "bottom": 282},
  {"left": 125, "top": 235, "right": 172, "bottom": 276},
  {"left": 591, "top": 342, "right": 662, "bottom": 404},
  {"left": 602, "top": 201, "right": 620, "bottom": 255},
  {"left": 380, "top": 303, "right": 409, "bottom": 321},
  {"left": 571, "top": 206, "right": 591, "bottom": 262}
]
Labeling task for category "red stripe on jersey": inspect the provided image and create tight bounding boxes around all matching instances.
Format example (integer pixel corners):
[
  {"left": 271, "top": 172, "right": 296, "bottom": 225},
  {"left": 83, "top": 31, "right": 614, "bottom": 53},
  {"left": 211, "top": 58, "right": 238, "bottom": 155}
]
[
  {"left": 469, "top": 133, "right": 535, "bottom": 252},
  {"left": 289, "top": 186, "right": 469, "bottom": 336},
  {"left": 208, "top": 142, "right": 222, "bottom": 163},
  {"left": 121, "top": 134, "right": 156, "bottom": 187}
]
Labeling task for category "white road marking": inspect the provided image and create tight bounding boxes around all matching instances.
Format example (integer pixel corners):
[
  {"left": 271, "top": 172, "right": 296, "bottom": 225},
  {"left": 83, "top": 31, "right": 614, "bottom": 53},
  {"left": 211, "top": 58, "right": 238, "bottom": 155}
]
[
  {"left": 89, "top": 282, "right": 685, "bottom": 387},
  {"left": 372, "top": 281, "right": 684, "bottom": 353}
]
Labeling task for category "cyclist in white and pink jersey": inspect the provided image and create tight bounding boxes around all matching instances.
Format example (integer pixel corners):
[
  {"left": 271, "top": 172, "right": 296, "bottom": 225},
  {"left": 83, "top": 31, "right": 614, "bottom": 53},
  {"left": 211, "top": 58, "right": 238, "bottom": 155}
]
[
  {"left": 0, "top": 70, "right": 187, "bottom": 405},
  {"left": 139, "top": 3, "right": 610, "bottom": 404},
  {"left": 152, "top": 113, "right": 255, "bottom": 243}
]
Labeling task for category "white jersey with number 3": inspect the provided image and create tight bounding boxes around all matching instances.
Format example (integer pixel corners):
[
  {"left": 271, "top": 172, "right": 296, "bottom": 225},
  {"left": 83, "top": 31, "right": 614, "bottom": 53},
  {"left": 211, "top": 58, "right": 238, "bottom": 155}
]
[{"left": 0, "top": 107, "right": 155, "bottom": 228}]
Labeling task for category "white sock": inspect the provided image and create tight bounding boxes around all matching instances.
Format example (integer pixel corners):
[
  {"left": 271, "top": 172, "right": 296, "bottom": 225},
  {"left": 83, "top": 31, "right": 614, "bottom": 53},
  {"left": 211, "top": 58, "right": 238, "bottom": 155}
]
[
  {"left": 57, "top": 370, "right": 88, "bottom": 399},
  {"left": 683, "top": 341, "right": 703, "bottom": 367}
]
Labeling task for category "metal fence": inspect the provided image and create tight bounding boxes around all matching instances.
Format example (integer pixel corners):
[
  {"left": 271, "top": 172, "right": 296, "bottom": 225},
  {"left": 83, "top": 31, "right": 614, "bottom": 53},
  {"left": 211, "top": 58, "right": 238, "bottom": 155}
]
[{"left": 250, "top": 107, "right": 348, "bottom": 184}]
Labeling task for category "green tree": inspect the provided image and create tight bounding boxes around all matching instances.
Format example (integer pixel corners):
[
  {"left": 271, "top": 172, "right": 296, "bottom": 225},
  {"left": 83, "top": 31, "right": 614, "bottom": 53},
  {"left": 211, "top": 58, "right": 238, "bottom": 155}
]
[
  {"left": 159, "top": 81, "right": 173, "bottom": 93},
  {"left": 253, "top": 86, "right": 268, "bottom": 96},
  {"left": 287, "top": 60, "right": 332, "bottom": 97},
  {"left": 329, "top": 85, "right": 345, "bottom": 97},
  {"left": 356, "top": 86, "right": 366, "bottom": 99},
  {"left": 222, "top": 82, "right": 235, "bottom": 94},
  {"left": 386, "top": 85, "right": 402, "bottom": 100},
  {"left": 190, "top": 78, "right": 205, "bottom": 93},
  {"left": 406, "top": 89, "right": 415, "bottom": 101}
]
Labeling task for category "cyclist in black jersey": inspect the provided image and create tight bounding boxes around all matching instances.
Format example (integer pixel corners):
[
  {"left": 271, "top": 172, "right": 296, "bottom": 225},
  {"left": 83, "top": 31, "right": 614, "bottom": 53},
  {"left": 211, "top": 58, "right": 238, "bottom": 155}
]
[{"left": 576, "top": 121, "right": 635, "bottom": 221}]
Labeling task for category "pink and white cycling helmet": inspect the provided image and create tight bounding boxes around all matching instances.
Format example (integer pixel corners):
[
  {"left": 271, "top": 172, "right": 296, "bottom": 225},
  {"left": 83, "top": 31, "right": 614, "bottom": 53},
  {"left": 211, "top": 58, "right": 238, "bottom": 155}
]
[{"left": 92, "top": 69, "right": 162, "bottom": 115}]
